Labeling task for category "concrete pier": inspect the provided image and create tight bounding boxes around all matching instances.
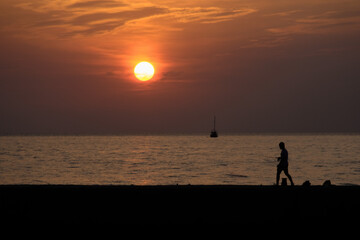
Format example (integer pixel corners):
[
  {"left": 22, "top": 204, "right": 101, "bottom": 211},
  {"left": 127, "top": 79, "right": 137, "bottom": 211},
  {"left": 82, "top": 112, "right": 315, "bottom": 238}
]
[{"left": 0, "top": 185, "right": 359, "bottom": 224}]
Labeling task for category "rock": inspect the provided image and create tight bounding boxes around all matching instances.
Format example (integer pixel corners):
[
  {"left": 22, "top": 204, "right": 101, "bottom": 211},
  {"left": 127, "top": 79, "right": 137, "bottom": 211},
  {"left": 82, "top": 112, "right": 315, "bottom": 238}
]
[
  {"left": 302, "top": 180, "right": 311, "bottom": 187},
  {"left": 323, "top": 180, "right": 332, "bottom": 187}
]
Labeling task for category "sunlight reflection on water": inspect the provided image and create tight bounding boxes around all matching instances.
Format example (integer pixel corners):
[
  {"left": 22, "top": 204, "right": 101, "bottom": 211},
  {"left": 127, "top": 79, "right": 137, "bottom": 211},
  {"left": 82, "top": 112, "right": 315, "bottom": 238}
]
[{"left": 0, "top": 134, "right": 359, "bottom": 185}]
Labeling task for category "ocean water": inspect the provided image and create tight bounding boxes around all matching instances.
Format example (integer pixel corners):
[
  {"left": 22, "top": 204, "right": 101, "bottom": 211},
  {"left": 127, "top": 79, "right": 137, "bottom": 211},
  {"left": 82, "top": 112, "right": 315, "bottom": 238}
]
[{"left": 0, "top": 134, "right": 359, "bottom": 185}]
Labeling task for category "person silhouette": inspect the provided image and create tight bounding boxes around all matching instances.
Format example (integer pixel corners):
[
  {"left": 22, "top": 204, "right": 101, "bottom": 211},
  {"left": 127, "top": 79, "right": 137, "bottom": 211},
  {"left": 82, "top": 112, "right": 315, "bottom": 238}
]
[{"left": 276, "top": 142, "right": 294, "bottom": 186}]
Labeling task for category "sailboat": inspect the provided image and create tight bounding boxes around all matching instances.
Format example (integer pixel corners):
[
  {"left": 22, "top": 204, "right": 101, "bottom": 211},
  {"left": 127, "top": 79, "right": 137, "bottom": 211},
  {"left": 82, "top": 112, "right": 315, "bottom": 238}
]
[{"left": 210, "top": 116, "right": 218, "bottom": 138}]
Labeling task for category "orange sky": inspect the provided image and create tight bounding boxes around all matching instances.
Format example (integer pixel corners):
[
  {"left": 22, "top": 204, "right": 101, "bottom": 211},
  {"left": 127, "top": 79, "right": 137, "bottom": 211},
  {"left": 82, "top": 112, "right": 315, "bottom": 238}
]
[{"left": 1, "top": 0, "right": 360, "bottom": 134}]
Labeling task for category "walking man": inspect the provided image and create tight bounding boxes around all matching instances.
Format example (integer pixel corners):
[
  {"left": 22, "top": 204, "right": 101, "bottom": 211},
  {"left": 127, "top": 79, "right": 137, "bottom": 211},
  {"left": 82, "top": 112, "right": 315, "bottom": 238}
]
[{"left": 276, "top": 142, "right": 294, "bottom": 186}]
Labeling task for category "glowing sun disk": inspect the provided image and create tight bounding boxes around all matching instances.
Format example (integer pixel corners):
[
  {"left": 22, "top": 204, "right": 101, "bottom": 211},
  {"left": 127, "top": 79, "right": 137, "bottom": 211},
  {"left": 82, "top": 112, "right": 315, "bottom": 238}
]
[{"left": 134, "top": 61, "right": 155, "bottom": 81}]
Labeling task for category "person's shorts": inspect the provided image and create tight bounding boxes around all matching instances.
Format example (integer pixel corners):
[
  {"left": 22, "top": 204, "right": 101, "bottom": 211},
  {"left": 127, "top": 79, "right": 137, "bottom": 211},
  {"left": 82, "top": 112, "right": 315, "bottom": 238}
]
[{"left": 277, "top": 163, "right": 288, "bottom": 172}]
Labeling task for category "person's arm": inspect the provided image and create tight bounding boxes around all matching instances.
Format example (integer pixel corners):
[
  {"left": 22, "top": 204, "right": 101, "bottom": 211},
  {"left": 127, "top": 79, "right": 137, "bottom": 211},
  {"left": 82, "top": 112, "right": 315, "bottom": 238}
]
[{"left": 278, "top": 150, "right": 286, "bottom": 162}]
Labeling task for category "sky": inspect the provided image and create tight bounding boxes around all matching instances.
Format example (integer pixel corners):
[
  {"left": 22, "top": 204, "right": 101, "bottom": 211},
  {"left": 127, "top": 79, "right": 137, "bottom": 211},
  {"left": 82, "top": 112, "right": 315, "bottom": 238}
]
[{"left": 1, "top": 0, "right": 360, "bottom": 134}]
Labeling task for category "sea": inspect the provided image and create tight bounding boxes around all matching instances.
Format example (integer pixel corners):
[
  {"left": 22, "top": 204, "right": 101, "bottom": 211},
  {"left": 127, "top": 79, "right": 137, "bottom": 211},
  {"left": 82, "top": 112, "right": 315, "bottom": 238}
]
[{"left": 0, "top": 134, "right": 359, "bottom": 186}]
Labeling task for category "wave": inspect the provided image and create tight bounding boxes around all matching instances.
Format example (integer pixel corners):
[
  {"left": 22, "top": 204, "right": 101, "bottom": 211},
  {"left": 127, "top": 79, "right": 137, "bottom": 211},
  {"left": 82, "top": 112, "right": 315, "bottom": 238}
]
[{"left": 226, "top": 174, "right": 248, "bottom": 178}]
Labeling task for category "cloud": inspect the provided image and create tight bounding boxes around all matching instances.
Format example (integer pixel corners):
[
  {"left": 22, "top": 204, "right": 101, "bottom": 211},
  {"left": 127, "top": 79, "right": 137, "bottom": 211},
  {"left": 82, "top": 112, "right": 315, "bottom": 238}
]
[
  {"left": 2, "top": 1, "right": 256, "bottom": 37},
  {"left": 71, "top": 6, "right": 167, "bottom": 26},
  {"left": 240, "top": 36, "right": 293, "bottom": 49},
  {"left": 167, "top": 7, "right": 256, "bottom": 24},
  {"left": 29, "top": 6, "right": 168, "bottom": 36},
  {"left": 65, "top": 20, "right": 126, "bottom": 36},
  {"left": 67, "top": 6, "right": 256, "bottom": 34},
  {"left": 267, "top": 10, "right": 360, "bottom": 35},
  {"left": 266, "top": 10, "right": 302, "bottom": 17},
  {"left": 67, "top": 0, "right": 128, "bottom": 9}
]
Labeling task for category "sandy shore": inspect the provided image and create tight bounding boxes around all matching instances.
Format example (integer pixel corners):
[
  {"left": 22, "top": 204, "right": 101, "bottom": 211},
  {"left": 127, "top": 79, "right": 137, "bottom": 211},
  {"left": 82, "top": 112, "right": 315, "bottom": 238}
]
[{"left": 0, "top": 185, "right": 359, "bottom": 224}]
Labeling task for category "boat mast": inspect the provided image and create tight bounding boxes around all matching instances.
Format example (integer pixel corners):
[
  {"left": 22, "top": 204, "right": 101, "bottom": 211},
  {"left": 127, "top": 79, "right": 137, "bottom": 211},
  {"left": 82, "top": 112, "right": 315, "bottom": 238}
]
[
  {"left": 210, "top": 115, "right": 218, "bottom": 137},
  {"left": 213, "top": 116, "right": 216, "bottom": 131}
]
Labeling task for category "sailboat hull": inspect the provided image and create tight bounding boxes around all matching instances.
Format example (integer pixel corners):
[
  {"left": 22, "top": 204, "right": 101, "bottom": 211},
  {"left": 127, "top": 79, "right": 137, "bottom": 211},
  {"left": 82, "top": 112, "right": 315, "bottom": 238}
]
[{"left": 210, "top": 131, "right": 218, "bottom": 138}]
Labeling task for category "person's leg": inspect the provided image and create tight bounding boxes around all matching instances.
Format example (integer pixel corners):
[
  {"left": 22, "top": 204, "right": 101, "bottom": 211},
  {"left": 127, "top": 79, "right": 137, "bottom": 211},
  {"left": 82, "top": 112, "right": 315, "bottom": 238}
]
[
  {"left": 284, "top": 168, "right": 294, "bottom": 186},
  {"left": 276, "top": 167, "right": 282, "bottom": 185}
]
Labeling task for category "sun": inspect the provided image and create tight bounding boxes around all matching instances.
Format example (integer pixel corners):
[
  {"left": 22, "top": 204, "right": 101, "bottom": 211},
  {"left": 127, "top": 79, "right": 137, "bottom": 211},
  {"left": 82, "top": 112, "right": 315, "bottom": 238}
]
[{"left": 134, "top": 61, "right": 155, "bottom": 81}]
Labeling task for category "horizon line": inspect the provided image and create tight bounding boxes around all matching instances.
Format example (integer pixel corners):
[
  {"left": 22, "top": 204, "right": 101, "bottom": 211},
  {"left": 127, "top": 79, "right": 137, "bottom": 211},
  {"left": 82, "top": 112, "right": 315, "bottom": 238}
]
[{"left": 1, "top": 131, "right": 360, "bottom": 137}]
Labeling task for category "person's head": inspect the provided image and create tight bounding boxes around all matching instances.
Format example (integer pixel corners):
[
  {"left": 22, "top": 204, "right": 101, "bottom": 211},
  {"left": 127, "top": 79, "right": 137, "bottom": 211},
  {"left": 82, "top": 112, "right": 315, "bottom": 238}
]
[{"left": 279, "top": 142, "right": 285, "bottom": 150}]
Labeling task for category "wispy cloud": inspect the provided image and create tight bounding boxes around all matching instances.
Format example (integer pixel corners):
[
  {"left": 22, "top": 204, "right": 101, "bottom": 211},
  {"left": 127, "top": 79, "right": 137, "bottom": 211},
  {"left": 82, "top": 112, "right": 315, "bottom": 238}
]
[
  {"left": 3, "top": 0, "right": 256, "bottom": 37},
  {"left": 165, "top": 7, "right": 256, "bottom": 24},
  {"left": 240, "top": 36, "right": 293, "bottom": 49},
  {"left": 267, "top": 10, "right": 360, "bottom": 35},
  {"left": 67, "top": 0, "right": 128, "bottom": 9},
  {"left": 266, "top": 10, "right": 302, "bottom": 17},
  {"left": 70, "top": 6, "right": 167, "bottom": 26}
]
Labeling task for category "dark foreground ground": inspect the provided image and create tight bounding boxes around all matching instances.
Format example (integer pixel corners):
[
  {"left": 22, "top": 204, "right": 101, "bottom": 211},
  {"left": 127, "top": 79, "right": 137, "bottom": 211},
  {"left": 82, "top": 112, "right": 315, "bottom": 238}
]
[{"left": 0, "top": 185, "right": 359, "bottom": 224}]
